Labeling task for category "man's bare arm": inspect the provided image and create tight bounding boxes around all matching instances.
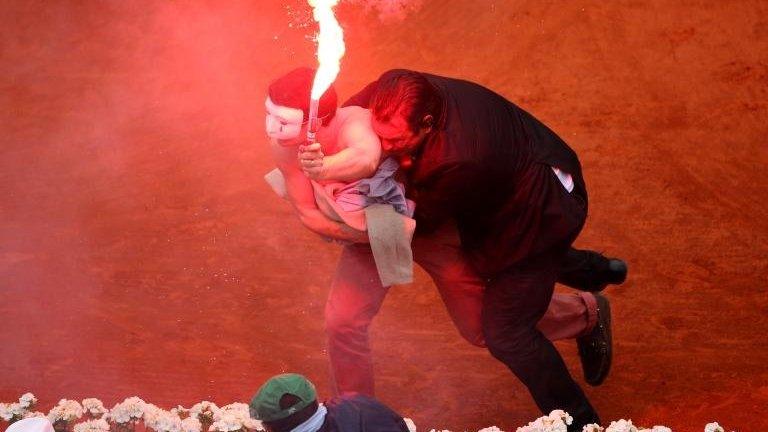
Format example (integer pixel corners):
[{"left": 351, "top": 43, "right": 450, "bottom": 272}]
[
  {"left": 283, "top": 166, "right": 369, "bottom": 243},
  {"left": 299, "top": 111, "right": 381, "bottom": 181},
  {"left": 272, "top": 141, "right": 369, "bottom": 243}
]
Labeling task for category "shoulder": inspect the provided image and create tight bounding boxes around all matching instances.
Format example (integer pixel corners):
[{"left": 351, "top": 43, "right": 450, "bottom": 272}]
[
  {"left": 325, "top": 394, "right": 407, "bottom": 432},
  {"left": 326, "top": 393, "right": 373, "bottom": 408},
  {"left": 338, "top": 107, "right": 372, "bottom": 134},
  {"left": 336, "top": 105, "right": 371, "bottom": 122},
  {"left": 325, "top": 394, "right": 392, "bottom": 414},
  {"left": 325, "top": 394, "right": 403, "bottom": 423},
  {"left": 336, "top": 108, "right": 380, "bottom": 149}
]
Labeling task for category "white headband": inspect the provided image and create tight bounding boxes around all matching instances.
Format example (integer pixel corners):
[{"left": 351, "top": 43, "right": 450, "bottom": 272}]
[{"left": 265, "top": 96, "right": 305, "bottom": 140}]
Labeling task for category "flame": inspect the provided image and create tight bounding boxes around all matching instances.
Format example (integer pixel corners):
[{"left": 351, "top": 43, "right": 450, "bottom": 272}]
[{"left": 308, "top": 0, "right": 345, "bottom": 101}]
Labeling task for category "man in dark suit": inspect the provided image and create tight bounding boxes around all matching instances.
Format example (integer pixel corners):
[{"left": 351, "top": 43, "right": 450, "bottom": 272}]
[{"left": 323, "top": 69, "right": 627, "bottom": 430}]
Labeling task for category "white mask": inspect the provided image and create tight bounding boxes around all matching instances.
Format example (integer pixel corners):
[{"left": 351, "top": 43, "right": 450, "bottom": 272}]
[{"left": 265, "top": 96, "right": 305, "bottom": 140}]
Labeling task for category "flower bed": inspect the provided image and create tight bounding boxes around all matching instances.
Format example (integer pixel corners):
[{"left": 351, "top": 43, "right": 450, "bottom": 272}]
[{"left": 0, "top": 393, "right": 731, "bottom": 432}]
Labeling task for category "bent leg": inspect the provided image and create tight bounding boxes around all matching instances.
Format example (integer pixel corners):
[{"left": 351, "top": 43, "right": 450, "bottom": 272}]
[
  {"left": 414, "top": 224, "right": 597, "bottom": 346},
  {"left": 413, "top": 223, "right": 485, "bottom": 347},
  {"left": 482, "top": 260, "right": 600, "bottom": 428},
  {"left": 538, "top": 292, "right": 597, "bottom": 340},
  {"left": 325, "top": 244, "right": 388, "bottom": 396}
]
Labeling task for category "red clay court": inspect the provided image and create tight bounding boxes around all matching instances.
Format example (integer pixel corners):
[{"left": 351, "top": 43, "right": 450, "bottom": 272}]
[{"left": 1, "top": 1, "right": 767, "bottom": 431}]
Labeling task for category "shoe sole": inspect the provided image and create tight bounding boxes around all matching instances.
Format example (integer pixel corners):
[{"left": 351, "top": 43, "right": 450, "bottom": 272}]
[{"left": 587, "top": 294, "right": 612, "bottom": 386}]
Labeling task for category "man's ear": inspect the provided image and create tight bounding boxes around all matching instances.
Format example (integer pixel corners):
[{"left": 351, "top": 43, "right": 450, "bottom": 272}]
[{"left": 422, "top": 114, "right": 434, "bottom": 132}]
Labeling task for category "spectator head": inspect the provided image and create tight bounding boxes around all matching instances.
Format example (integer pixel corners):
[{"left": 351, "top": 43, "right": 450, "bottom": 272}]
[{"left": 249, "top": 373, "right": 320, "bottom": 432}]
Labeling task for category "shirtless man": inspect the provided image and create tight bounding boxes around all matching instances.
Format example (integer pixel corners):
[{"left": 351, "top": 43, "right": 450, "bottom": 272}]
[
  {"left": 265, "top": 67, "right": 620, "bottom": 397},
  {"left": 267, "top": 69, "right": 377, "bottom": 243}
]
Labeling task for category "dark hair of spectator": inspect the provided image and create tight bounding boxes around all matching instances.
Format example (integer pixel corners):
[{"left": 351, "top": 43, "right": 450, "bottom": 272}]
[{"left": 371, "top": 70, "right": 442, "bottom": 133}]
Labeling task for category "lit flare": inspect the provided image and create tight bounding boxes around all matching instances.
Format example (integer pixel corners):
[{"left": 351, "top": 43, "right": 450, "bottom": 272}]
[{"left": 307, "top": 0, "right": 345, "bottom": 142}]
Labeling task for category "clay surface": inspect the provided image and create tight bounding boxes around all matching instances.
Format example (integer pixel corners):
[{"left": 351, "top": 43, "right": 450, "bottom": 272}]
[{"left": 1, "top": 1, "right": 767, "bottom": 431}]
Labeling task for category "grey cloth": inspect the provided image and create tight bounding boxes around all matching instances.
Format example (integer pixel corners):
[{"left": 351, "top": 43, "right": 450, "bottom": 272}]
[
  {"left": 365, "top": 204, "right": 414, "bottom": 286},
  {"left": 264, "top": 167, "right": 415, "bottom": 286},
  {"left": 333, "top": 158, "right": 413, "bottom": 217}
]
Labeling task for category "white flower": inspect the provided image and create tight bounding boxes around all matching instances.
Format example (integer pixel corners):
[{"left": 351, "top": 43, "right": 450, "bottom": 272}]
[
  {"left": 82, "top": 399, "right": 108, "bottom": 417},
  {"left": 73, "top": 418, "right": 110, "bottom": 432},
  {"left": 704, "top": 423, "right": 724, "bottom": 432},
  {"left": 144, "top": 405, "right": 183, "bottom": 432},
  {"left": 214, "top": 404, "right": 261, "bottom": 431},
  {"left": 478, "top": 427, "right": 503, "bottom": 432},
  {"left": 19, "top": 393, "right": 38, "bottom": 409},
  {"left": 218, "top": 404, "right": 249, "bottom": 413},
  {"left": 182, "top": 417, "right": 202, "bottom": 432},
  {"left": 548, "top": 411, "right": 573, "bottom": 427},
  {"left": 403, "top": 418, "right": 417, "bottom": 432},
  {"left": 516, "top": 412, "right": 568, "bottom": 432},
  {"left": 142, "top": 404, "right": 160, "bottom": 424},
  {"left": 214, "top": 404, "right": 248, "bottom": 421},
  {"left": 10, "top": 403, "right": 25, "bottom": 418},
  {"left": 190, "top": 402, "right": 220, "bottom": 422},
  {"left": 248, "top": 418, "right": 265, "bottom": 431},
  {"left": 0, "top": 404, "right": 14, "bottom": 421},
  {"left": 108, "top": 397, "right": 146, "bottom": 424},
  {"left": 0, "top": 403, "right": 26, "bottom": 421},
  {"left": 209, "top": 412, "right": 243, "bottom": 432},
  {"left": 427, "top": 429, "right": 452, "bottom": 432},
  {"left": 582, "top": 425, "right": 604, "bottom": 432},
  {"left": 171, "top": 406, "right": 190, "bottom": 418},
  {"left": 648, "top": 427, "right": 671, "bottom": 432},
  {"left": 243, "top": 418, "right": 263, "bottom": 431},
  {"left": 605, "top": 420, "right": 638, "bottom": 432},
  {"left": 48, "top": 399, "right": 84, "bottom": 423},
  {"left": 24, "top": 411, "right": 47, "bottom": 419}
]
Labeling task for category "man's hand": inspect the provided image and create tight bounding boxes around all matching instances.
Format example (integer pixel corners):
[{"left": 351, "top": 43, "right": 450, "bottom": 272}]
[{"left": 298, "top": 143, "right": 325, "bottom": 180}]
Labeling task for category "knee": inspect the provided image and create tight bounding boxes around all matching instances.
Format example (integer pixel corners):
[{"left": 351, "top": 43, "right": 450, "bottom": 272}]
[
  {"left": 465, "top": 333, "right": 487, "bottom": 348},
  {"left": 324, "top": 306, "right": 349, "bottom": 337},
  {"left": 457, "top": 325, "right": 486, "bottom": 348},
  {"left": 324, "top": 304, "right": 368, "bottom": 341},
  {"left": 483, "top": 328, "right": 508, "bottom": 360},
  {"left": 482, "top": 319, "right": 535, "bottom": 362}
]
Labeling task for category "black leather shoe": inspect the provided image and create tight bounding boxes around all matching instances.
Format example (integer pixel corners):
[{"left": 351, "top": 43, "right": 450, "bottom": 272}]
[
  {"left": 577, "top": 293, "right": 612, "bottom": 386},
  {"left": 558, "top": 251, "right": 628, "bottom": 292},
  {"left": 590, "top": 257, "right": 628, "bottom": 292},
  {"left": 605, "top": 258, "right": 628, "bottom": 285}
]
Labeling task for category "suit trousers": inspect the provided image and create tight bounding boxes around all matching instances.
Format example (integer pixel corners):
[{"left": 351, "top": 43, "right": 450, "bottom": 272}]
[{"left": 325, "top": 222, "right": 599, "bottom": 397}]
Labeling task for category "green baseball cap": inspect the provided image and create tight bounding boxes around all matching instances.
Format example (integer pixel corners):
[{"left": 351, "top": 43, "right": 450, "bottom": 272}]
[{"left": 249, "top": 373, "right": 318, "bottom": 422}]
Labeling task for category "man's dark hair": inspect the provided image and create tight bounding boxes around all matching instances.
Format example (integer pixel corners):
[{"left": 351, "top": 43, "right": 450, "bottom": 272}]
[
  {"left": 371, "top": 69, "right": 442, "bottom": 133},
  {"left": 262, "top": 395, "right": 319, "bottom": 432},
  {"left": 268, "top": 67, "right": 337, "bottom": 124}
]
